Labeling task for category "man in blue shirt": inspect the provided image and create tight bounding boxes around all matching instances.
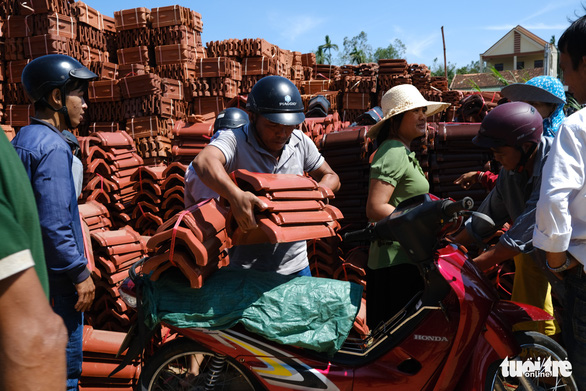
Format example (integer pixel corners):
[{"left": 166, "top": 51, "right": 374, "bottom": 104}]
[{"left": 11, "top": 54, "right": 97, "bottom": 391}]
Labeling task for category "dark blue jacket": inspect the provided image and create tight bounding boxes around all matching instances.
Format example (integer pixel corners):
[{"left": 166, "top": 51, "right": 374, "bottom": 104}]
[{"left": 11, "top": 118, "right": 89, "bottom": 293}]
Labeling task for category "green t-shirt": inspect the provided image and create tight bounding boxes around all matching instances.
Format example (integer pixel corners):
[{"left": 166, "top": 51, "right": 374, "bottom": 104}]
[
  {"left": 0, "top": 129, "right": 49, "bottom": 297},
  {"left": 368, "top": 139, "right": 429, "bottom": 269}
]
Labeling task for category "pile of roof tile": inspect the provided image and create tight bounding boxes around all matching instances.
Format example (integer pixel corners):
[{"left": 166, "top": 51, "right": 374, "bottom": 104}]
[
  {"left": 422, "top": 122, "right": 492, "bottom": 207},
  {"left": 80, "top": 325, "right": 139, "bottom": 390},
  {"left": 308, "top": 237, "right": 369, "bottom": 338},
  {"left": 129, "top": 161, "right": 188, "bottom": 233},
  {"left": 171, "top": 117, "right": 214, "bottom": 163},
  {"left": 78, "top": 200, "right": 112, "bottom": 273},
  {"left": 301, "top": 112, "right": 351, "bottom": 144},
  {"left": 131, "top": 165, "right": 166, "bottom": 236},
  {"left": 144, "top": 198, "right": 230, "bottom": 288},
  {"left": 80, "top": 130, "right": 143, "bottom": 228},
  {"left": 227, "top": 169, "right": 343, "bottom": 246},
  {"left": 159, "top": 162, "right": 188, "bottom": 220},
  {"left": 87, "top": 225, "right": 147, "bottom": 331},
  {"left": 318, "top": 126, "right": 374, "bottom": 241}
]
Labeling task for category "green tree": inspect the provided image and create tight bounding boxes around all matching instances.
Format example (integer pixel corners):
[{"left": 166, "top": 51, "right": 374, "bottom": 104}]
[
  {"left": 318, "top": 35, "right": 339, "bottom": 65},
  {"left": 373, "top": 39, "right": 406, "bottom": 61},
  {"left": 430, "top": 57, "right": 456, "bottom": 81},
  {"left": 338, "top": 31, "right": 373, "bottom": 64},
  {"left": 315, "top": 46, "right": 325, "bottom": 64},
  {"left": 455, "top": 60, "right": 481, "bottom": 75},
  {"left": 349, "top": 45, "right": 368, "bottom": 64}
]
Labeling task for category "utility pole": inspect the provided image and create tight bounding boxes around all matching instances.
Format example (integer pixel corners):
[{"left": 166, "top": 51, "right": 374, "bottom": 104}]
[{"left": 441, "top": 26, "right": 447, "bottom": 79}]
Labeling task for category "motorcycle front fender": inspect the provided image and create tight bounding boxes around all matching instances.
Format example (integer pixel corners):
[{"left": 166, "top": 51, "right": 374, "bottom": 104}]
[{"left": 494, "top": 300, "right": 554, "bottom": 324}]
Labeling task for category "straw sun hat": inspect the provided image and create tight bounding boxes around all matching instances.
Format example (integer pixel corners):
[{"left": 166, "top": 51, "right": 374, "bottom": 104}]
[{"left": 367, "top": 84, "right": 450, "bottom": 139}]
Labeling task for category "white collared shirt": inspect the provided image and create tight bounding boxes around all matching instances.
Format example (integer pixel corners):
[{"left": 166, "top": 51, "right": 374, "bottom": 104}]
[{"left": 534, "top": 107, "right": 586, "bottom": 265}]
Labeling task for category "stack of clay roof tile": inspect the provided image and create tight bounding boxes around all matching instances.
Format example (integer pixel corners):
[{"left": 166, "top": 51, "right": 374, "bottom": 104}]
[
  {"left": 301, "top": 91, "right": 341, "bottom": 115},
  {"left": 81, "top": 130, "right": 143, "bottom": 228},
  {"left": 205, "top": 38, "right": 292, "bottom": 96},
  {"left": 439, "top": 90, "right": 465, "bottom": 121},
  {"left": 131, "top": 164, "right": 167, "bottom": 236},
  {"left": 87, "top": 225, "right": 146, "bottom": 331},
  {"left": 308, "top": 236, "right": 364, "bottom": 289},
  {"left": 80, "top": 325, "right": 139, "bottom": 390},
  {"left": 144, "top": 198, "right": 230, "bottom": 288},
  {"left": 160, "top": 162, "right": 187, "bottom": 220},
  {"left": 171, "top": 117, "right": 214, "bottom": 163},
  {"left": 409, "top": 63, "right": 432, "bottom": 90},
  {"left": 300, "top": 52, "right": 316, "bottom": 76},
  {"left": 308, "top": 235, "right": 344, "bottom": 278},
  {"left": 78, "top": 200, "right": 112, "bottom": 272},
  {"left": 301, "top": 113, "right": 351, "bottom": 144},
  {"left": 75, "top": 1, "right": 117, "bottom": 71},
  {"left": 378, "top": 59, "right": 409, "bottom": 94},
  {"left": 2, "top": 0, "right": 74, "bottom": 126},
  {"left": 188, "top": 56, "right": 242, "bottom": 100},
  {"left": 79, "top": 200, "right": 113, "bottom": 233},
  {"left": 105, "top": 5, "right": 203, "bottom": 162},
  {"left": 301, "top": 79, "right": 333, "bottom": 95},
  {"left": 318, "top": 126, "right": 374, "bottom": 246},
  {"left": 308, "top": 237, "right": 368, "bottom": 337},
  {"left": 421, "top": 122, "right": 492, "bottom": 207},
  {"left": 128, "top": 161, "right": 186, "bottom": 230},
  {"left": 313, "top": 64, "right": 340, "bottom": 83},
  {"left": 227, "top": 169, "right": 343, "bottom": 246}
]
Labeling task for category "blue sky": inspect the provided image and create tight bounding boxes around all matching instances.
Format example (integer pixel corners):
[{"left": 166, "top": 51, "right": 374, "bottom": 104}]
[{"left": 93, "top": 0, "right": 582, "bottom": 69}]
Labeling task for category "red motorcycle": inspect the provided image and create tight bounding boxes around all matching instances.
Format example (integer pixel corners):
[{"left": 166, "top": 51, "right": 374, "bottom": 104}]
[{"left": 119, "top": 193, "right": 576, "bottom": 390}]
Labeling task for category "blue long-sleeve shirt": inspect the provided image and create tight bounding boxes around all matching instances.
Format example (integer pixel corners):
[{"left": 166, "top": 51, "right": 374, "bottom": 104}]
[{"left": 11, "top": 118, "right": 89, "bottom": 292}]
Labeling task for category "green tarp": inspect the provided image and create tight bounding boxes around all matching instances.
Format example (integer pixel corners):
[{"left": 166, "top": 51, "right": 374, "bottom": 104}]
[{"left": 141, "top": 268, "right": 363, "bottom": 356}]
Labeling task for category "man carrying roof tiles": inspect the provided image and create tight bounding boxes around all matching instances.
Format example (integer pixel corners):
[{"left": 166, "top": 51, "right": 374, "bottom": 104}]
[
  {"left": 193, "top": 75, "right": 340, "bottom": 276},
  {"left": 11, "top": 54, "right": 97, "bottom": 391}
]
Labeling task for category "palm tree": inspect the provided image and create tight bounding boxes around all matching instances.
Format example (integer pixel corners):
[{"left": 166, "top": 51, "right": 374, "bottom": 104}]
[
  {"left": 350, "top": 45, "right": 366, "bottom": 65},
  {"left": 318, "top": 35, "right": 339, "bottom": 65},
  {"left": 315, "top": 46, "right": 325, "bottom": 64}
]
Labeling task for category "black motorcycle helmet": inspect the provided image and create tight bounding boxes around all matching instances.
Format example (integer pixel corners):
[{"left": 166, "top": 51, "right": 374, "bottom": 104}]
[
  {"left": 214, "top": 107, "right": 250, "bottom": 132},
  {"left": 246, "top": 75, "right": 305, "bottom": 126},
  {"left": 22, "top": 54, "right": 97, "bottom": 128}
]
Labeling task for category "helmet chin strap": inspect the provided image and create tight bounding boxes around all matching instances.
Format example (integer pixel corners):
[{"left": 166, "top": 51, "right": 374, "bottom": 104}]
[
  {"left": 41, "top": 87, "right": 74, "bottom": 129},
  {"left": 515, "top": 143, "right": 537, "bottom": 173}
]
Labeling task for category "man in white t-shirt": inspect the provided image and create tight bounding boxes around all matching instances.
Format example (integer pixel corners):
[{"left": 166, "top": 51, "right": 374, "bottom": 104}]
[{"left": 193, "top": 76, "right": 340, "bottom": 276}]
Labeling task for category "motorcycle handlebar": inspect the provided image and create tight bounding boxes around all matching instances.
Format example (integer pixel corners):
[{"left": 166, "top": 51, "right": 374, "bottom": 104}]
[
  {"left": 343, "top": 197, "right": 474, "bottom": 243},
  {"left": 342, "top": 224, "right": 375, "bottom": 242},
  {"left": 442, "top": 197, "right": 474, "bottom": 217}
]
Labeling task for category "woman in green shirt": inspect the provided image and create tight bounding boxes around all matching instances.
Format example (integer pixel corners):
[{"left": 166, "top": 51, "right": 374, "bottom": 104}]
[{"left": 365, "top": 84, "right": 449, "bottom": 329}]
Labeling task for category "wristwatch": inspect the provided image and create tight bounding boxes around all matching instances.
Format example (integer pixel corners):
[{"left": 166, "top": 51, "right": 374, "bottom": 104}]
[{"left": 546, "top": 256, "right": 572, "bottom": 273}]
